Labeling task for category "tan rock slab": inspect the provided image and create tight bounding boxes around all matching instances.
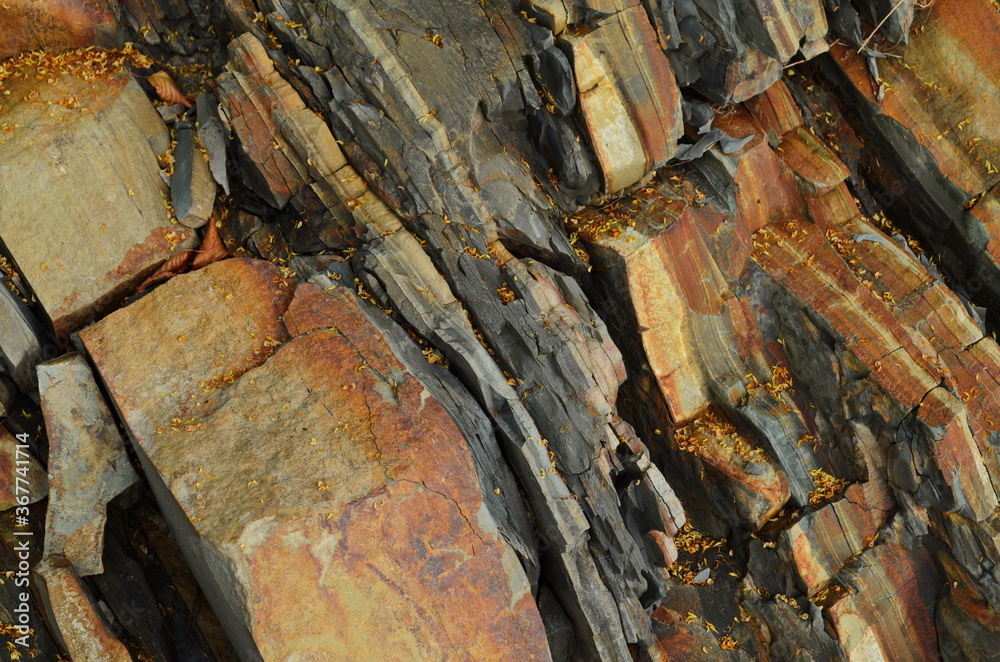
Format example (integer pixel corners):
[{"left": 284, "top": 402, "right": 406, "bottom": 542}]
[{"left": 0, "top": 65, "right": 197, "bottom": 341}]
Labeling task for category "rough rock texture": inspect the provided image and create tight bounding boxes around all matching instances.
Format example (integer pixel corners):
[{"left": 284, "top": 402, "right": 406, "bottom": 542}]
[
  {"left": 816, "top": 0, "right": 1000, "bottom": 328},
  {"left": 0, "top": 425, "right": 47, "bottom": 510},
  {"left": 1, "top": 0, "right": 1000, "bottom": 659},
  {"left": 0, "top": 58, "right": 196, "bottom": 342},
  {"left": 81, "top": 257, "right": 549, "bottom": 661},
  {"left": 561, "top": 5, "right": 683, "bottom": 192},
  {"left": 213, "top": 29, "right": 690, "bottom": 660},
  {"left": 36, "top": 557, "right": 132, "bottom": 662},
  {"left": 575, "top": 49, "right": 1000, "bottom": 653},
  {"left": 38, "top": 353, "right": 138, "bottom": 576},
  {"left": 0, "top": 0, "right": 119, "bottom": 59}
]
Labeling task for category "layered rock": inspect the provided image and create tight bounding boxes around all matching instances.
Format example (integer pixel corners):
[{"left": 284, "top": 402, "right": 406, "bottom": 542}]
[
  {"left": 816, "top": 0, "right": 1000, "bottom": 326},
  {"left": 577, "top": 61, "right": 1000, "bottom": 657},
  {"left": 81, "top": 257, "right": 549, "bottom": 660},
  {"left": 1, "top": 0, "right": 999, "bottom": 659},
  {"left": 213, "top": 31, "right": 687, "bottom": 659},
  {"left": 561, "top": 5, "right": 683, "bottom": 192}
]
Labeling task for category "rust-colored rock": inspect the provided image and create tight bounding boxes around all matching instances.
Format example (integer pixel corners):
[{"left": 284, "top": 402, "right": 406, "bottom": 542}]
[
  {"left": 0, "top": 1, "right": 118, "bottom": 59},
  {"left": 81, "top": 258, "right": 549, "bottom": 660},
  {"left": 35, "top": 557, "right": 132, "bottom": 662},
  {"left": 563, "top": 6, "right": 683, "bottom": 193}
]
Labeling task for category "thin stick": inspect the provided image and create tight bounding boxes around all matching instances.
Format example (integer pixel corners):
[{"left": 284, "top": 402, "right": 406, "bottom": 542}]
[{"left": 858, "top": 0, "right": 909, "bottom": 53}]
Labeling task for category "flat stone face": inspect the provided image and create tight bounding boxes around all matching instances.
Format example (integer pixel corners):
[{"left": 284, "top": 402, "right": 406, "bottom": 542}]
[
  {"left": 81, "top": 258, "right": 549, "bottom": 660},
  {"left": 564, "top": 5, "right": 682, "bottom": 193},
  {"left": 0, "top": 66, "right": 196, "bottom": 340},
  {"left": 38, "top": 353, "right": 137, "bottom": 576}
]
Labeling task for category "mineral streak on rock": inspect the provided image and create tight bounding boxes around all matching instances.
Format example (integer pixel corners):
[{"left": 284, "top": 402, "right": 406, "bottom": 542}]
[
  {"left": 81, "top": 258, "right": 550, "bottom": 661},
  {"left": 3, "top": 0, "right": 1000, "bottom": 659}
]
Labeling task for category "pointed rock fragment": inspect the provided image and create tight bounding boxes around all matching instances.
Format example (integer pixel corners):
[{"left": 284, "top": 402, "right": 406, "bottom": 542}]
[{"left": 35, "top": 557, "right": 132, "bottom": 662}]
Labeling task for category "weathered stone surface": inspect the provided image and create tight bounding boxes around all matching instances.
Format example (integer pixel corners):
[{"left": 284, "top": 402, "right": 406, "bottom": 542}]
[
  {"left": 217, "top": 32, "right": 687, "bottom": 660},
  {"left": 562, "top": 5, "right": 683, "bottom": 192},
  {"left": 826, "top": 531, "right": 939, "bottom": 662},
  {"left": 81, "top": 257, "right": 550, "bottom": 661},
  {"left": 935, "top": 549, "right": 1000, "bottom": 661},
  {"left": 5, "top": 0, "right": 1000, "bottom": 659},
  {"left": 575, "top": 49, "right": 1000, "bottom": 656},
  {"left": 0, "top": 58, "right": 197, "bottom": 341},
  {"left": 0, "top": 0, "right": 119, "bottom": 59},
  {"left": 645, "top": 0, "right": 827, "bottom": 103},
  {"left": 36, "top": 556, "right": 132, "bottom": 662},
  {"left": 817, "top": 0, "right": 1000, "bottom": 330},
  {"left": 0, "top": 425, "right": 47, "bottom": 511},
  {"left": 38, "top": 353, "right": 138, "bottom": 576}
]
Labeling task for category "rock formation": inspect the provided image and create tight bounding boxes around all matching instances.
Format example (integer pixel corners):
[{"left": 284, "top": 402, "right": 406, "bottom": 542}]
[{"left": 1, "top": 0, "right": 999, "bottom": 659}]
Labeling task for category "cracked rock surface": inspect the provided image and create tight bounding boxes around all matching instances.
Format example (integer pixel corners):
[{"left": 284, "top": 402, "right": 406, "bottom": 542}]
[{"left": 1, "top": 0, "right": 1000, "bottom": 660}]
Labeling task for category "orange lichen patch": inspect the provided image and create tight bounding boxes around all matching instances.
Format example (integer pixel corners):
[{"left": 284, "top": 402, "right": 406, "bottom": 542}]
[
  {"left": 807, "top": 468, "right": 849, "bottom": 506},
  {"left": 674, "top": 409, "right": 766, "bottom": 464}
]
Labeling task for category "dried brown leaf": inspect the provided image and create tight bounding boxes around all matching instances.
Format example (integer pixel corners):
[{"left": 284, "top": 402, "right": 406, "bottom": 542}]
[
  {"left": 138, "top": 250, "right": 194, "bottom": 291},
  {"left": 192, "top": 219, "right": 228, "bottom": 270},
  {"left": 148, "top": 71, "right": 192, "bottom": 108}
]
